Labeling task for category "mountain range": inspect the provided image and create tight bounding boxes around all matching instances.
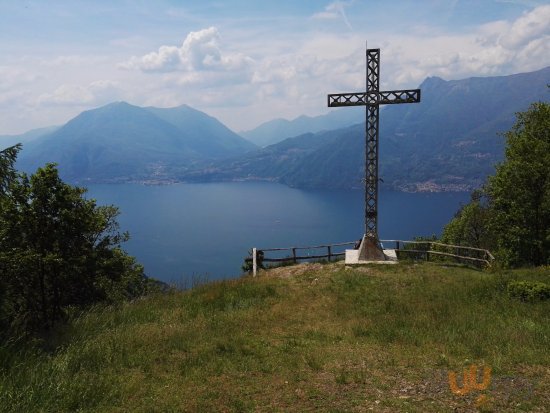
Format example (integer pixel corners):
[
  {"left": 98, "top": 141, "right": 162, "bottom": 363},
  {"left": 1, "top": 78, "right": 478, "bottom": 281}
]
[
  {"left": 6, "top": 65, "right": 550, "bottom": 191},
  {"left": 183, "top": 66, "right": 550, "bottom": 191},
  {"left": 0, "top": 126, "right": 59, "bottom": 148},
  {"left": 240, "top": 107, "right": 364, "bottom": 147},
  {"left": 15, "top": 102, "right": 256, "bottom": 183}
]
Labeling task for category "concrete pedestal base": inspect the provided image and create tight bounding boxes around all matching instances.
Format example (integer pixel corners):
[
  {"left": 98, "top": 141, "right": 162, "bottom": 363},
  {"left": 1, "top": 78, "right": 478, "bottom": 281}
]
[{"left": 345, "top": 235, "right": 398, "bottom": 265}]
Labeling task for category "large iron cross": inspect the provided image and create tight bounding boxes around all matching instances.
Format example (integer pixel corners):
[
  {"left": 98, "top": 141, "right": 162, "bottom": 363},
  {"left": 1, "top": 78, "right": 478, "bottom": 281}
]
[{"left": 328, "top": 45, "right": 420, "bottom": 259}]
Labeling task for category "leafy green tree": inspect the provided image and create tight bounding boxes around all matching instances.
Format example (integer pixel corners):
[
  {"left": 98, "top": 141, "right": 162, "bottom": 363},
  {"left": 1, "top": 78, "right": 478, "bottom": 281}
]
[
  {"left": 0, "top": 144, "right": 21, "bottom": 197},
  {"left": 443, "top": 101, "right": 549, "bottom": 267},
  {"left": 486, "top": 101, "right": 550, "bottom": 266},
  {"left": 441, "top": 190, "right": 493, "bottom": 249},
  {"left": 1, "top": 158, "right": 147, "bottom": 334},
  {"left": 0, "top": 145, "right": 22, "bottom": 333}
]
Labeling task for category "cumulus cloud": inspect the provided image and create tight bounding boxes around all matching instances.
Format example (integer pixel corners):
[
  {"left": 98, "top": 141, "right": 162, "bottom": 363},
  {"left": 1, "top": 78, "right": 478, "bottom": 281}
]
[
  {"left": 377, "top": 4, "right": 550, "bottom": 88},
  {"left": 120, "top": 27, "right": 253, "bottom": 73},
  {"left": 448, "top": 5, "right": 549, "bottom": 75},
  {"left": 36, "top": 80, "right": 121, "bottom": 106},
  {"left": 480, "top": 4, "right": 550, "bottom": 49},
  {"left": 251, "top": 54, "right": 321, "bottom": 84}
]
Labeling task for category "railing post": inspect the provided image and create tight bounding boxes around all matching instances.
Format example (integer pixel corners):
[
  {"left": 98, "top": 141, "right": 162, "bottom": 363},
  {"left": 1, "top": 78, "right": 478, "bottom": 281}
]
[
  {"left": 292, "top": 248, "right": 297, "bottom": 264},
  {"left": 328, "top": 245, "right": 332, "bottom": 262},
  {"left": 252, "top": 248, "right": 257, "bottom": 277},
  {"left": 395, "top": 240, "right": 399, "bottom": 250}
]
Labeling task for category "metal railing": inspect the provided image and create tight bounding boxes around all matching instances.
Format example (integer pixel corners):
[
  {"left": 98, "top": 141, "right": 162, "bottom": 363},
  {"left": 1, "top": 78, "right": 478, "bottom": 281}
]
[
  {"left": 245, "top": 240, "right": 495, "bottom": 276},
  {"left": 386, "top": 240, "right": 495, "bottom": 267},
  {"left": 245, "top": 241, "right": 356, "bottom": 276}
]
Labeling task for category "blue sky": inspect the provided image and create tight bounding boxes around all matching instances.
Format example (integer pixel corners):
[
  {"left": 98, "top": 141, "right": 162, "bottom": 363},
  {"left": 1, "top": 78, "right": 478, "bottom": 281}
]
[{"left": 1, "top": 0, "right": 549, "bottom": 135}]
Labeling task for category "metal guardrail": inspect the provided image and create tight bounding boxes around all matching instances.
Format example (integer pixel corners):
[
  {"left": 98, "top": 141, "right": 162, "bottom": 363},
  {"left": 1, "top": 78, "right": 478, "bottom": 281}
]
[
  {"left": 245, "top": 240, "right": 495, "bottom": 276},
  {"left": 386, "top": 240, "right": 495, "bottom": 267},
  {"left": 245, "top": 241, "right": 356, "bottom": 276}
]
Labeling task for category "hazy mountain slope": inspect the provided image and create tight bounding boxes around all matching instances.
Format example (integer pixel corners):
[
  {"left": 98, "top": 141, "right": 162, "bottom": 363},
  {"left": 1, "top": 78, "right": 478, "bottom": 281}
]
[
  {"left": 145, "top": 105, "right": 256, "bottom": 157},
  {"left": 240, "top": 107, "right": 363, "bottom": 147},
  {"left": 17, "top": 102, "right": 198, "bottom": 181},
  {"left": 16, "top": 102, "right": 255, "bottom": 183},
  {"left": 0, "top": 126, "right": 59, "bottom": 150},
  {"left": 186, "top": 66, "right": 550, "bottom": 191},
  {"left": 12, "top": 66, "right": 549, "bottom": 189},
  {"left": 180, "top": 130, "right": 342, "bottom": 183}
]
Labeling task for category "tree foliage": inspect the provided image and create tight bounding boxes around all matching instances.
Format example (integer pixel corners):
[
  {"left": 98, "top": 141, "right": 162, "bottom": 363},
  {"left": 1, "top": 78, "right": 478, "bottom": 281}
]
[
  {"left": 441, "top": 190, "right": 492, "bottom": 249},
  {"left": 486, "top": 101, "right": 550, "bottom": 266},
  {"left": 0, "top": 147, "right": 148, "bottom": 336},
  {"left": 0, "top": 144, "right": 21, "bottom": 197},
  {"left": 442, "top": 101, "right": 550, "bottom": 267}
]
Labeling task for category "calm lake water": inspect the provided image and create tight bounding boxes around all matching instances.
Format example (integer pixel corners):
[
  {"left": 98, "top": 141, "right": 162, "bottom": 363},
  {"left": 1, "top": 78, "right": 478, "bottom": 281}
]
[{"left": 86, "top": 182, "right": 470, "bottom": 284}]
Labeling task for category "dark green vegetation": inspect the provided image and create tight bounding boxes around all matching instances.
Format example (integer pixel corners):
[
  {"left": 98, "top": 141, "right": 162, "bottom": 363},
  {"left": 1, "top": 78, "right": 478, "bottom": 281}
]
[
  {"left": 0, "top": 145, "right": 149, "bottom": 335},
  {"left": 1, "top": 262, "right": 548, "bottom": 412},
  {"left": 187, "top": 66, "right": 550, "bottom": 191},
  {"left": 508, "top": 280, "right": 550, "bottom": 301},
  {"left": 15, "top": 102, "right": 257, "bottom": 184},
  {"left": 442, "top": 101, "right": 550, "bottom": 267}
]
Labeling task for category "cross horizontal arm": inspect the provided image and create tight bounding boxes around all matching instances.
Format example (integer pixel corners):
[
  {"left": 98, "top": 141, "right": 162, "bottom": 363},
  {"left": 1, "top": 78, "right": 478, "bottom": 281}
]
[{"left": 328, "top": 89, "right": 421, "bottom": 107}]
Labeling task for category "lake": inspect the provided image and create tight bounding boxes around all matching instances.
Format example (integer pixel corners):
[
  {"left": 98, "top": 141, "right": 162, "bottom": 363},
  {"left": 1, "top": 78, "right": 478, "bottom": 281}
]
[{"left": 86, "top": 182, "right": 470, "bottom": 284}]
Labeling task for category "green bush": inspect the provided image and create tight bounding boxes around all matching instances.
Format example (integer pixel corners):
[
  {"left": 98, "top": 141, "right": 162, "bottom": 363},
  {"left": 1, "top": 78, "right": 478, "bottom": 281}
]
[
  {"left": 1, "top": 146, "right": 149, "bottom": 337},
  {"left": 507, "top": 280, "right": 550, "bottom": 301},
  {"left": 443, "top": 101, "right": 550, "bottom": 267}
]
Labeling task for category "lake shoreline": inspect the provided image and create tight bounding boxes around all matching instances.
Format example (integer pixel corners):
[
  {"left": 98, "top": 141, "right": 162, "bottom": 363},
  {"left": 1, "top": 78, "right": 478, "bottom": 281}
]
[{"left": 78, "top": 176, "right": 475, "bottom": 194}]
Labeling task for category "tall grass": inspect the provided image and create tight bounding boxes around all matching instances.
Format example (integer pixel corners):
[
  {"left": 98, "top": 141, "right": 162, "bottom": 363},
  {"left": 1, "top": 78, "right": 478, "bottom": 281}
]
[{"left": 1, "top": 263, "right": 548, "bottom": 412}]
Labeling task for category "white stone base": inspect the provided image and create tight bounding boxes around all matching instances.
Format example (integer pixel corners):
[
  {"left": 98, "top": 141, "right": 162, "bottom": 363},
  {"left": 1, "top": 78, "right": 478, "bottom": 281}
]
[{"left": 345, "top": 248, "right": 398, "bottom": 265}]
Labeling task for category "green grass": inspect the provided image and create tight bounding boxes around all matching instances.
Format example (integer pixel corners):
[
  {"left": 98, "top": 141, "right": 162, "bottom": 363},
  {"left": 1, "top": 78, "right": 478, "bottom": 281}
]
[{"left": 1, "top": 262, "right": 549, "bottom": 412}]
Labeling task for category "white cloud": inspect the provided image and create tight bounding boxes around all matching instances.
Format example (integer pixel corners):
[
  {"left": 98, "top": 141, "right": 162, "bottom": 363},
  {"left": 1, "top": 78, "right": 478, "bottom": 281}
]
[
  {"left": 120, "top": 27, "right": 254, "bottom": 73},
  {"left": 135, "top": 45, "right": 181, "bottom": 72},
  {"left": 39, "top": 55, "right": 108, "bottom": 68},
  {"left": 36, "top": 80, "right": 121, "bottom": 106},
  {"left": 312, "top": 1, "right": 353, "bottom": 30},
  {"left": 0, "top": 66, "right": 39, "bottom": 92},
  {"left": 2, "top": 2, "right": 549, "bottom": 135},
  {"left": 114, "top": 4, "right": 549, "bottom": 131},
  {"left": 482, "top": 5, "right": 550, "bottom": 49},
  {"left": 366, "top": 4, "right": 550, "bottom": 88}
]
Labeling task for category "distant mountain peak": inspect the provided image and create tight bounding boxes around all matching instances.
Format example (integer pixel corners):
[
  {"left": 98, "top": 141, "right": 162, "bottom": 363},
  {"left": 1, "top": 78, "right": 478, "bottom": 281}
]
[
  {"left": 241, "top": 107, "right": 363, "bottom": 147},
  {"left": 16, "top": 102, "right": 256, "bottom": 182},
  {"left": 419, "top": 76, "right": 447, "bottom": 90},
  {"left": 188, "top": 66, "right": 550, "bottom": 191},
  {"left": 99, "top": 101, "right": 134, "bottom": 109}
]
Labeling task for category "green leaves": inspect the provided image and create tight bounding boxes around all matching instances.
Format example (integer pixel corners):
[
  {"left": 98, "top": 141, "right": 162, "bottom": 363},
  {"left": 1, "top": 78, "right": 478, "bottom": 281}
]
[
  {"left": 443, "top": 101, "right": 550, "bottom": 267},
  {"left": 508, "top": 281, "right": 550, "bottom": 301},
  {"left": 442, "top": 190, "right": 492, "bottom": 249},
  {"left": 0, "top": 155, "right": 147, "bottom": 337},
  {"left": 487, "top": 102, "right": 550, "bottom": 266},
  {"left": 0, "top": 144, "right": 21, "bottom": 197}
]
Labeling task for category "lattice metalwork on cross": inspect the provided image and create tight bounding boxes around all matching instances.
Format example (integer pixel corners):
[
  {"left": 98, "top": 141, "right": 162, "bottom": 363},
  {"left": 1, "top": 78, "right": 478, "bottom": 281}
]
[{"left": 328, "top": 44, "right": 421, "bottom": 259}]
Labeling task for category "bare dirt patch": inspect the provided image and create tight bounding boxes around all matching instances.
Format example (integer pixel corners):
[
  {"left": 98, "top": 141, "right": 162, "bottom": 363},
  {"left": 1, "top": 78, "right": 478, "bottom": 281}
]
[{"left": 259, "top": 262, "right": 344, "bottom": 278}]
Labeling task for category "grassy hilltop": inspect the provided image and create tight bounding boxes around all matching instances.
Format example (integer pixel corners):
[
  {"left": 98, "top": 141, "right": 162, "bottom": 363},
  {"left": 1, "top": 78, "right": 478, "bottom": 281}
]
[{"left": 1, "top": 261, "right": 549, "bottom": 412}]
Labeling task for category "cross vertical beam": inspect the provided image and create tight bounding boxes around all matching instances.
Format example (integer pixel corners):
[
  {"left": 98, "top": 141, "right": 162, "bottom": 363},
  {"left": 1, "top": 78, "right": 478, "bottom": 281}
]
[
  {"left": 327, "top": 44, "right": 421, "bottom": 261},
  {"left": 365, "top": 48, "right": 380, "bottom": 238}
]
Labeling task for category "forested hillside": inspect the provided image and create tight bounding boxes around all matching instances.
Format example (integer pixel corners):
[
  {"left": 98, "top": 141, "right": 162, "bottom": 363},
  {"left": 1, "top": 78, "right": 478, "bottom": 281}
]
[{"left": 185, "top": 66, "right": 550, "bottom": 191}]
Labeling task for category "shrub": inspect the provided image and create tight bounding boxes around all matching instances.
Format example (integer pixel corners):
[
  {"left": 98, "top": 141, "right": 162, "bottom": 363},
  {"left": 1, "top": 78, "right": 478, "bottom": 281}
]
[{"left": 507, "top": 280, "right": 550, "bottom": 301}]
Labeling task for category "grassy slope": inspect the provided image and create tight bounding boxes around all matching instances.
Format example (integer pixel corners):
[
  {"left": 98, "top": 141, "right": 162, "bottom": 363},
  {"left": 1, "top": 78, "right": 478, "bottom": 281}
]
[{"left": 1, "top": 262, "right": 549, "bottom": 412}]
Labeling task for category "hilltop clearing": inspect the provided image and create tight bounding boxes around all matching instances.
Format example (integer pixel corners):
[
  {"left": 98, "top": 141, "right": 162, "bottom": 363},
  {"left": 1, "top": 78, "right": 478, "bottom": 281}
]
[{"left": 1, "top": 262, "right": 549, "bottom": 412}]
